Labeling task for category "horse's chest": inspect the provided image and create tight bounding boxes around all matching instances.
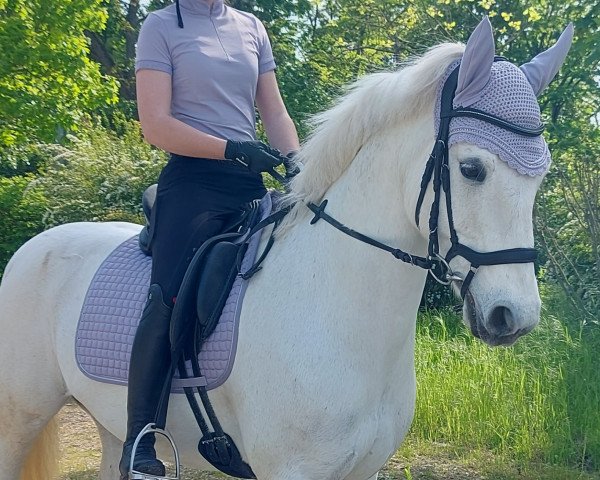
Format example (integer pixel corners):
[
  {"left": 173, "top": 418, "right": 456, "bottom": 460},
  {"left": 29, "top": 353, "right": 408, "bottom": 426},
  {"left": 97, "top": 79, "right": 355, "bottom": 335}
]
[{"left": 344, "top": 380, "right": 416, "bottom": 479}]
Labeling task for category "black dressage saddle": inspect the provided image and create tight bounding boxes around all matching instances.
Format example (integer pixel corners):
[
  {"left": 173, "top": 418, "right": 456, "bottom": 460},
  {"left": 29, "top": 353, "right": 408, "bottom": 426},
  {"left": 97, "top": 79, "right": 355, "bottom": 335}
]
[
  {"left": 137, "top": 184, "right": 261, "bottom": 479},
  {"left": 138, "top": 183, "right": 260, "bottom": 347}
]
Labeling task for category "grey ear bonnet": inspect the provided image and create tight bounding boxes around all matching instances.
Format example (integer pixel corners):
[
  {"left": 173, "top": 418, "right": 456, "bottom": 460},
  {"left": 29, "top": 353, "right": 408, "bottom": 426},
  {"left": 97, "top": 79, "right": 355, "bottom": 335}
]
[
  {"left": 435, "top": 59, "right": 551, "bottom": 176},
  {"left": 520, "top": 23, "right": 575, "bottom": 95},
  {"left": 435, "top": 18, "right": 573, "bottom": 176}
]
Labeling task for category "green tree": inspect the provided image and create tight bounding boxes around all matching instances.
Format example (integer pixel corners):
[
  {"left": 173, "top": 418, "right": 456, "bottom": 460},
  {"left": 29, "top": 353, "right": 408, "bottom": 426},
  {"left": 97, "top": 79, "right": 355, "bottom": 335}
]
[
  {"left": 537, "top": 111, "right": 600, "bottom": 318},
  {"left": 87, "top": 0, "right": 144, "bottom": 122},
  {"left": 0, "top": 0, "right": 119, "bottom": 151}
]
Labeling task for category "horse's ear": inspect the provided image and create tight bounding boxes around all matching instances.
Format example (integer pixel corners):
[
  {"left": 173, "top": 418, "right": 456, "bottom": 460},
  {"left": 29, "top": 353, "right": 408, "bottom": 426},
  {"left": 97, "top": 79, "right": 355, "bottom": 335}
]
[
  {"left": 519, "top": 23, "right": 574, "bottom": 96},
  {"left": 454, "top": 17, "right": 495, "bottom": 107}
]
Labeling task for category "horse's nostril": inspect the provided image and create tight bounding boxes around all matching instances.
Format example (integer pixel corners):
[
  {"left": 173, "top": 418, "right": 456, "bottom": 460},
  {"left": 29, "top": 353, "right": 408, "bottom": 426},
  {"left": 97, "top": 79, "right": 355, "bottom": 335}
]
[{"left": 487, "top": 306, "right": 515, "bottom": 336}]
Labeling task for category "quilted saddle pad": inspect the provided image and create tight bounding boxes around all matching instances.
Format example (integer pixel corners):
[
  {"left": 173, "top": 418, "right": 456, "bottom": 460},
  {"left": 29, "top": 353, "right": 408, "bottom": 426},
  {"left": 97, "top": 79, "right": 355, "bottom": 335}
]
[{"left": 75, "top": 193, "right": 272, "bottom": 392}]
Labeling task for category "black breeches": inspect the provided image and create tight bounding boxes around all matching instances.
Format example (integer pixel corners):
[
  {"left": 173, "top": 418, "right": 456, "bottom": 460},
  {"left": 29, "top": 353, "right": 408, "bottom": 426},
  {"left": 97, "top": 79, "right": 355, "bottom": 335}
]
[{"left": 150, "top": 154, "right": 266, "bottom": 304}]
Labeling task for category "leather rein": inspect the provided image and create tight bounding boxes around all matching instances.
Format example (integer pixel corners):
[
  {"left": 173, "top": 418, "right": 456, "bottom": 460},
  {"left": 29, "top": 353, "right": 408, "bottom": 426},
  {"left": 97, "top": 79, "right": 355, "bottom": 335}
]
[{"left": 301, "top": 59, "right": 540, "bottom": 298}]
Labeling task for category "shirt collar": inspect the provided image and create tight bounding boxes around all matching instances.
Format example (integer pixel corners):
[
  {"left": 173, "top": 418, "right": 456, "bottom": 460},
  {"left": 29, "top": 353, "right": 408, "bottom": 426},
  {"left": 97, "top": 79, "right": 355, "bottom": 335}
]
[{"left": 178, "top": 0, "right": 224, "bottom": 16}]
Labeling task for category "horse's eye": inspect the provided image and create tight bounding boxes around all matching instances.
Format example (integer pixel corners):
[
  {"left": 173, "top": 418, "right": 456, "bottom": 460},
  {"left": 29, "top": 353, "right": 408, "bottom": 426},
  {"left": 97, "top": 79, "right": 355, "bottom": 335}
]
[{"left": 460, "top": 160, "right": 486, "bottom": 182}]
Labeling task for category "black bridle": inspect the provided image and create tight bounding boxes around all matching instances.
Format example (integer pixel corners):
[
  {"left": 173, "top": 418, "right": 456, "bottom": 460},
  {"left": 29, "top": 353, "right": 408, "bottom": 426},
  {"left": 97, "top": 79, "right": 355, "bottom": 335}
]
[{"left": 304, "top": 58, "right": 540, "bottom": 298}]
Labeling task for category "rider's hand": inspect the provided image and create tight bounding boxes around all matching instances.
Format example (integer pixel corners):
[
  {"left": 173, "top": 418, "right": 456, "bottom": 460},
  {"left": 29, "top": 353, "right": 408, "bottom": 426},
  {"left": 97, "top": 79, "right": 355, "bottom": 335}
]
[
  {"left": 224, "top": 140, "right": 283, "bottom": 174},
  {"left": 283, "top": 150, "right": 301, "bottom": 178}
]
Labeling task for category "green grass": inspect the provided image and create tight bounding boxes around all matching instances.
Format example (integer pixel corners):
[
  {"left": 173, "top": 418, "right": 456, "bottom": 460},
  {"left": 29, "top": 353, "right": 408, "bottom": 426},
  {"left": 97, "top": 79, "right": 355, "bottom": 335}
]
[{"left": 409, "top": 304, "right": 600, "bottom": 475}]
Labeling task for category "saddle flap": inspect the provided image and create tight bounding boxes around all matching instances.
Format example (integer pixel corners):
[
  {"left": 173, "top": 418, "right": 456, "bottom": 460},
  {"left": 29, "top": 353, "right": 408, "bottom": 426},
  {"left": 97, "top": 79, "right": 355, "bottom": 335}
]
[
  {"left": 169, "top": 199, "right": 265, "bottom": 357},
  {"left": 195, "top": 241, "right": 243, "bottom": 339}
]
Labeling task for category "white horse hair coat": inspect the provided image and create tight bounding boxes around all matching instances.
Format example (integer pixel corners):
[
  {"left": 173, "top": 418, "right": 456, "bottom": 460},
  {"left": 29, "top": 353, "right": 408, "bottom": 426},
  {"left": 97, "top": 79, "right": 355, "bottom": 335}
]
[{"left": 0, "top": 18, "right": 572, "bottom": 480}]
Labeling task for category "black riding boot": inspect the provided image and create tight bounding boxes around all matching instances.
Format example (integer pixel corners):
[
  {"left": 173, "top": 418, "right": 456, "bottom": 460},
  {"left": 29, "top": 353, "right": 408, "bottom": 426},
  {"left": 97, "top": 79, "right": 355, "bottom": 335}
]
[{"left": 119, "top": 284, "right": 172, "bottom": 479}]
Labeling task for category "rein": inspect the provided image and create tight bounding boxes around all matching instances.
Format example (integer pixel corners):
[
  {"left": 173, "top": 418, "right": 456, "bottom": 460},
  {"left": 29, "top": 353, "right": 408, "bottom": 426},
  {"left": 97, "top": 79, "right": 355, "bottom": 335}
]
[{"left": 301, "top": 58, "right": 539, "bottom": 298}]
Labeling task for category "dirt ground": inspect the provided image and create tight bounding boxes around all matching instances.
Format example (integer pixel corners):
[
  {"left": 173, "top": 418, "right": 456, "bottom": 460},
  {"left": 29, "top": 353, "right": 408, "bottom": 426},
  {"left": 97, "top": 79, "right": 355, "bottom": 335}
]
[
  {"left": 56, "top": 402, "right": 487, "bottom": 480},
  {"left": 57, "top": 402, "right": 593, "bottom": 480}
]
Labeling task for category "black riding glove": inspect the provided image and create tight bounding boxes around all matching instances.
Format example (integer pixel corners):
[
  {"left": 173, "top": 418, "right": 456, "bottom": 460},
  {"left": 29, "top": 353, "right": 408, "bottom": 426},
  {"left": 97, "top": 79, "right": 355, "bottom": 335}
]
[
  {"left": 283, "top": 150, "right": 301, "bottom": 178},
  {"left": 224, "top": 140, "right": 283, "bottom": 174}
]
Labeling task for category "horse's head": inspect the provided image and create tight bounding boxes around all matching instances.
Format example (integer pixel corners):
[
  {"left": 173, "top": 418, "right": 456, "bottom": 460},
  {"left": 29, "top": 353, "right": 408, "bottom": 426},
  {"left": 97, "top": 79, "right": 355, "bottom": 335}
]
[
  {"left": 422, "top": 18, "right": 573, "bottom": 346},
  {"left": 280, "top": 18, "right": 572, "bottom": 347}
]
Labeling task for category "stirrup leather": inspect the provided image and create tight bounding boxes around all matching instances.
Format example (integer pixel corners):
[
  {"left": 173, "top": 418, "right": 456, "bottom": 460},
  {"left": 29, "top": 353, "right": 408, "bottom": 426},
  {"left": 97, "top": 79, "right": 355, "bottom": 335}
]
[{"left": 129, "top": 423, "right": 180, "bottom": 480}]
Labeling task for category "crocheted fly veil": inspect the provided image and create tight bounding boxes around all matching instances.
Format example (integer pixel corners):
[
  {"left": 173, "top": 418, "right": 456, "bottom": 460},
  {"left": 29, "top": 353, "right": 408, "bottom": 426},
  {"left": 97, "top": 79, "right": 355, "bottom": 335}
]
[{"left": 435, "top": 18, "right": 574, "bottom": 176}]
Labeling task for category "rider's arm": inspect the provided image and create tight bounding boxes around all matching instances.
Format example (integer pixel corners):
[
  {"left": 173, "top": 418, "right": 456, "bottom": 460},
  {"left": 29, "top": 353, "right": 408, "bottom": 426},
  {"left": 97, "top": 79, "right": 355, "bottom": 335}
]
[
  {"left": 256, "top": 71, "right": 300, "bottom": 157},
  {"left": 136, "top": 69, "right": 228, "bottom": 160}
]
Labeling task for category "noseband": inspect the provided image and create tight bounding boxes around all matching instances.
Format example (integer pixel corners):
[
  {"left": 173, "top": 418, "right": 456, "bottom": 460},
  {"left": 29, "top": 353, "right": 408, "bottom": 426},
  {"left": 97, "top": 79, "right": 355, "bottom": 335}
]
[{"left": 306, "top": 58, "right": 539, "bottom": 298}]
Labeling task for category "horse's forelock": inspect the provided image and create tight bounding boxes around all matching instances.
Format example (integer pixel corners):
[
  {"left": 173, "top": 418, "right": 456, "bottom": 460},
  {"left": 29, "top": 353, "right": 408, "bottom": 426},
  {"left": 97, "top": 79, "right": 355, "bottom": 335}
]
[{"left": 277, "top": 43, "right": 464, "bottom": 233}]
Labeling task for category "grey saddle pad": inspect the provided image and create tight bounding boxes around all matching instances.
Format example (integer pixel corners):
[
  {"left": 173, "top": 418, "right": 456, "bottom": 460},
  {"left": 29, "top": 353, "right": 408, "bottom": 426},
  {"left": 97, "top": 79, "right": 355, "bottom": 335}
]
[{"left": 75, "top": 193, "right": 272, "bottom": 392}]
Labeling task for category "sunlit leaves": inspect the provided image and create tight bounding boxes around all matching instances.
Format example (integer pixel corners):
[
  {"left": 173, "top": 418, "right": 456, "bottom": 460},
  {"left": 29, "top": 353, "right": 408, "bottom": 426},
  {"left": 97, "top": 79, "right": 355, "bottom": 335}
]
[
  {"left": 523, "top": 6, "right": 542, "bottom": 22},
  {"left": 0, "top": 0, "right": 118, "bottom": 149}
]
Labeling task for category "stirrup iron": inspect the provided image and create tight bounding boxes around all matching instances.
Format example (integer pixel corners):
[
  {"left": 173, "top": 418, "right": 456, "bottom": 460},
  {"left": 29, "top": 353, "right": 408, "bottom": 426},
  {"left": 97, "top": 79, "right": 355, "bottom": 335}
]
[{"left": 129, "top": 423, "right": 181, "bottom": 480}]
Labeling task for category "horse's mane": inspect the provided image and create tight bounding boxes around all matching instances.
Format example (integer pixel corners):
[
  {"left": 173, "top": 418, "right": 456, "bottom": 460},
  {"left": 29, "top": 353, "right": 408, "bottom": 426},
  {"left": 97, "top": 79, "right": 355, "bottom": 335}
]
[{"left": 277, "top": 43, "right": 464, "bottom": 233}]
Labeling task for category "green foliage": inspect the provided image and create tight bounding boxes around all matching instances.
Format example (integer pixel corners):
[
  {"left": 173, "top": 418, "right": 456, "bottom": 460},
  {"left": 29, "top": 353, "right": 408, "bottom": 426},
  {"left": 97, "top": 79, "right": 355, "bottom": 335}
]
[
  {"left": 87, "top": 0, "right": 145, "bottom": 125},
  {"left": 535, "top": 89, "right": 600, "bottom": 318},
  {"left": 33, "top": 121, "right": 167, "bottom": 227},
  {"left": 0, "top": 142, "right": 65, "bottom": 177},
  {"left": 0, "top": 121, "right": 166, "bottom": 277},
  {"left": 303, "top": 0, "right": 424, "bottom": 81},
  {"left": 412, "top": 305, "right": 600, "bottom": 471},
  {"left": 0, "top": 174, "right": 47, "bottom": 276},
  {"left": 0, "top": 0, "right": 119, "bottom": 150},
  {"left": 257, "top": 1, "right": 329, "bottom": 138}
]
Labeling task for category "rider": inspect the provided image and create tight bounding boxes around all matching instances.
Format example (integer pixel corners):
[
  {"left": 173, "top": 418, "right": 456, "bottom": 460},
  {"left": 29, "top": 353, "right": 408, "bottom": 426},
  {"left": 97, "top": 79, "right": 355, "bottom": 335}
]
[{"left": 119, "top": 0, "right": 300, "bottom": 477}]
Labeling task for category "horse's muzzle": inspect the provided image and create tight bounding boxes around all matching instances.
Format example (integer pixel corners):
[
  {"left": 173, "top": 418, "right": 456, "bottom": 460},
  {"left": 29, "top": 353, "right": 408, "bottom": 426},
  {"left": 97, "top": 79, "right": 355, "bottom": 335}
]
[{"left": 464, "top": 292, "right": 537, "bottom": 346}]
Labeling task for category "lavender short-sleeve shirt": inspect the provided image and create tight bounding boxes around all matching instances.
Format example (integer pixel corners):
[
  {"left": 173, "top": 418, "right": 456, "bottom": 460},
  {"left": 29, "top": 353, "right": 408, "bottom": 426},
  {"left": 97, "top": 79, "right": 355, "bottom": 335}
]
[{"left": 136, "top": 0, "right": 276, "bottom": 142}]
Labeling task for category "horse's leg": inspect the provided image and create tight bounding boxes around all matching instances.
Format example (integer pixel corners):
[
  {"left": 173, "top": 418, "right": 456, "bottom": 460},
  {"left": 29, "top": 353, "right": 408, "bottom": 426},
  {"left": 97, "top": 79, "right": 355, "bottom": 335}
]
[
  {"left": 0, "top": 236, "right": 70, "bottom": 479},
  {"left": 0, "top": 348, "right": 65, "bottom": 478},
  {"left": 0, "top": 418, "right": 60, "bottom": 480},
  {"left": 95, "top": 420, "right": 122, "bottom": 480},
  {"left": 0, "top": 408, "right": 63, "bottom": 480},
  {"left": 0, "top": 356, "right": 65, "bottom": 480},
  {"left": 0, "top": 371, "right": 65, "bottom": 480}
]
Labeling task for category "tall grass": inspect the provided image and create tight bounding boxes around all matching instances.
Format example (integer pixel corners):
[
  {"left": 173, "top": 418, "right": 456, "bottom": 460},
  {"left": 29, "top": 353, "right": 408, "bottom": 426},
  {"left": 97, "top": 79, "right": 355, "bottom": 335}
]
[{"left": 410, "top": 298, "right": 600, "bottom": 473}]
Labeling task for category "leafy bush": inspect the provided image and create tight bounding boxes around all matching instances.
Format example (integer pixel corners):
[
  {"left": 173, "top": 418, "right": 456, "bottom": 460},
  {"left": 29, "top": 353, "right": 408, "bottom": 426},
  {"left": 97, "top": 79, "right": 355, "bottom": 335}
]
[
  {"left": 536, "top": 118, "right": 600, "bottom": 320},
  {"left": 0, "top": 175, "right": 47, "bottom": 277},
  {"left": 34, "top": 121, "right": 167, "bottom": 226},
  {"left": 0, "top": 143, "right": 67, "bottom": 177},
  {"left": 0, "top": 121, "right": 167, "bottom": 277}
]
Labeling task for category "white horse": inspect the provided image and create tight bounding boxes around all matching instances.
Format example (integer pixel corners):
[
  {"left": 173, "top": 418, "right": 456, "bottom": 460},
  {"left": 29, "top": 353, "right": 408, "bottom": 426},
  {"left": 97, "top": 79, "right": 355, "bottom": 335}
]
[{"left": 0, "top": 19, "right": 572, "bottom": 480}]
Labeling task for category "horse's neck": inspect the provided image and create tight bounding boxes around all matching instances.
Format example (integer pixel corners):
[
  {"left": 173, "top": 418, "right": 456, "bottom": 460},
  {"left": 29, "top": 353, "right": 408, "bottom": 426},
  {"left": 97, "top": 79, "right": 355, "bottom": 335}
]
[
  {"left": 318, "top": 114, "right": 434, "bottom": 264},
  {"left": 270, "top": 115, "right": 434, "bottom": 341}
]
